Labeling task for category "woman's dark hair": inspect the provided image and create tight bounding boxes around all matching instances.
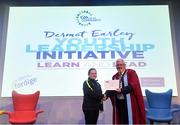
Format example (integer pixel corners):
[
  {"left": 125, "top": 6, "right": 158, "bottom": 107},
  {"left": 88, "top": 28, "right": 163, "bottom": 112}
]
[{"left": 88, "top": 68, "right": 96, "bottom": 75}]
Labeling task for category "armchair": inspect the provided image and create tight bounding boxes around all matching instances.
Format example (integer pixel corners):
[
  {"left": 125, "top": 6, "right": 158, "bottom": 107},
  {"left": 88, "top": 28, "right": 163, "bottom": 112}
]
[
  {"left": 145, "top": 89, "right": 180, "bottom": 124},
  {"left": 3, "top": 90, "right": 44, "bottom": 124}
]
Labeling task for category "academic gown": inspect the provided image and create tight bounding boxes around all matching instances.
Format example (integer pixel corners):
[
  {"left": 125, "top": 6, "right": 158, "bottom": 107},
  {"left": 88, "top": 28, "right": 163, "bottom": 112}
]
[{"left": 109, "top": 69, "right": 146, "bottom": 124}]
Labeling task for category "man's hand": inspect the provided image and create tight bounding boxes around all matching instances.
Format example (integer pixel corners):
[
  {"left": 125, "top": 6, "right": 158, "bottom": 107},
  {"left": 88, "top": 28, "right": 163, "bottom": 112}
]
[{"left": 115, "top": 88, "right": 121, "bottom": 93}]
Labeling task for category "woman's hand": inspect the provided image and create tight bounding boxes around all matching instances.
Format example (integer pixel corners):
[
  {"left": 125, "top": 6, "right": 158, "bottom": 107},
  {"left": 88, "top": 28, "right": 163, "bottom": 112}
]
[{"left": 102, "top": 94, "right": 108, "bottom": 101}]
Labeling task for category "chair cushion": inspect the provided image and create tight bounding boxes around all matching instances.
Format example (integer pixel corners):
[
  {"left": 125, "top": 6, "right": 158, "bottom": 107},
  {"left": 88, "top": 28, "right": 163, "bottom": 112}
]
[
  {"left": 9, "top": 111, "right": 37, "bottom": 124},
  {"left": 146, "top": 109, "right": 173, "bottom": 122}
]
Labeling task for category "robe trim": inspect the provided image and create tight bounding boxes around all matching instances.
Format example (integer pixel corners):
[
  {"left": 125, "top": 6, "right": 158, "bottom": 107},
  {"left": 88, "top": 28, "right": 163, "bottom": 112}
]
[{"left": 124, "top": 71, "right": 133, "bottom": 124}]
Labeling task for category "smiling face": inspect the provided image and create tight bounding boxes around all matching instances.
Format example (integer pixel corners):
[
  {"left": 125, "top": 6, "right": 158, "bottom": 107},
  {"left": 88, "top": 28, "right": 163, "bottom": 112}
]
[
  {"left": 116, "top": 59, "right": 126, "bottom": 74},
  {"left": 88, "top": 69, "right": 97, "bottom": 80}
]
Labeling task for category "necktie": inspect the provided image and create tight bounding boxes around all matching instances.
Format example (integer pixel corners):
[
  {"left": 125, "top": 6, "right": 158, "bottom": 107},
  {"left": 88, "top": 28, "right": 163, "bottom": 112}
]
[
  {"left": 117, "top": 74, "right": 124, "bottom": 100},
  {"left": 119, "top": 74, "right": 122, "bottom": 89}
]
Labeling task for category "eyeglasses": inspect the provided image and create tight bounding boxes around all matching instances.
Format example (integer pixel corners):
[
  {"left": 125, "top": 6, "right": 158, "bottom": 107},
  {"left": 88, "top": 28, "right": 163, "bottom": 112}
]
[{"left": 116, "top": 64, "right": 125, "bottom": 66}]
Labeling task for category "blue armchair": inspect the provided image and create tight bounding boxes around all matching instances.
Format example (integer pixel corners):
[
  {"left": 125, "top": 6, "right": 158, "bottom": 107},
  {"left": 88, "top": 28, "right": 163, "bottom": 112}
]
[{"left": 145, "top": 89, "right": 180, "bottom": 124}]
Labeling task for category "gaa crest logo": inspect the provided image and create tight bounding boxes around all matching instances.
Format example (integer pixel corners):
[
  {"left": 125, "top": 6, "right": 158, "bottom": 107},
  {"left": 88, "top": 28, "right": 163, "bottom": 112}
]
[{"left": 76, "top": 10, "right": 101, "bottom": 26}]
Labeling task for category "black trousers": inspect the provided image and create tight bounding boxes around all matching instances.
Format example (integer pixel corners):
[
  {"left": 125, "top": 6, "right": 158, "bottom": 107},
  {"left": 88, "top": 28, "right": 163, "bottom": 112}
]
[
  {"left": 83, "top": 109, "right": 99, "bottom": 124},
  {"left": 116, "top": 99, "right": 129, "bottom": 124}
]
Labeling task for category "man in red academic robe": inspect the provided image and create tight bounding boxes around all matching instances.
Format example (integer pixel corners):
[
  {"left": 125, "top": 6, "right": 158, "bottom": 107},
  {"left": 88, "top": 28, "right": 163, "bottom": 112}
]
[{"left": 106, "top": 58, "right": 146, "bottom": 124}]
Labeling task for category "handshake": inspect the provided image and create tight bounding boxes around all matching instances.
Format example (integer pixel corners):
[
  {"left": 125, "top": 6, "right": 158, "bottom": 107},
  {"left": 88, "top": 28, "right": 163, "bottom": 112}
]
[{"left": 102, "top": 94, "right": 108, "bottom": 101}]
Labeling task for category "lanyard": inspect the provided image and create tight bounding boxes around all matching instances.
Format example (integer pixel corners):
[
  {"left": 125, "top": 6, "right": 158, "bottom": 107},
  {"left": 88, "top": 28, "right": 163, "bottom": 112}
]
[{"left": 86, "top": 80, "right": 93, "bottom": 91}]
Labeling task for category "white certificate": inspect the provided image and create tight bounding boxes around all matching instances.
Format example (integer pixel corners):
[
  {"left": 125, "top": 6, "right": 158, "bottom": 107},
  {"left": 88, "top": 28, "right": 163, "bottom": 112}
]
[{"left": 104, "top": 80, "right": 119, "bottom": 90}]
